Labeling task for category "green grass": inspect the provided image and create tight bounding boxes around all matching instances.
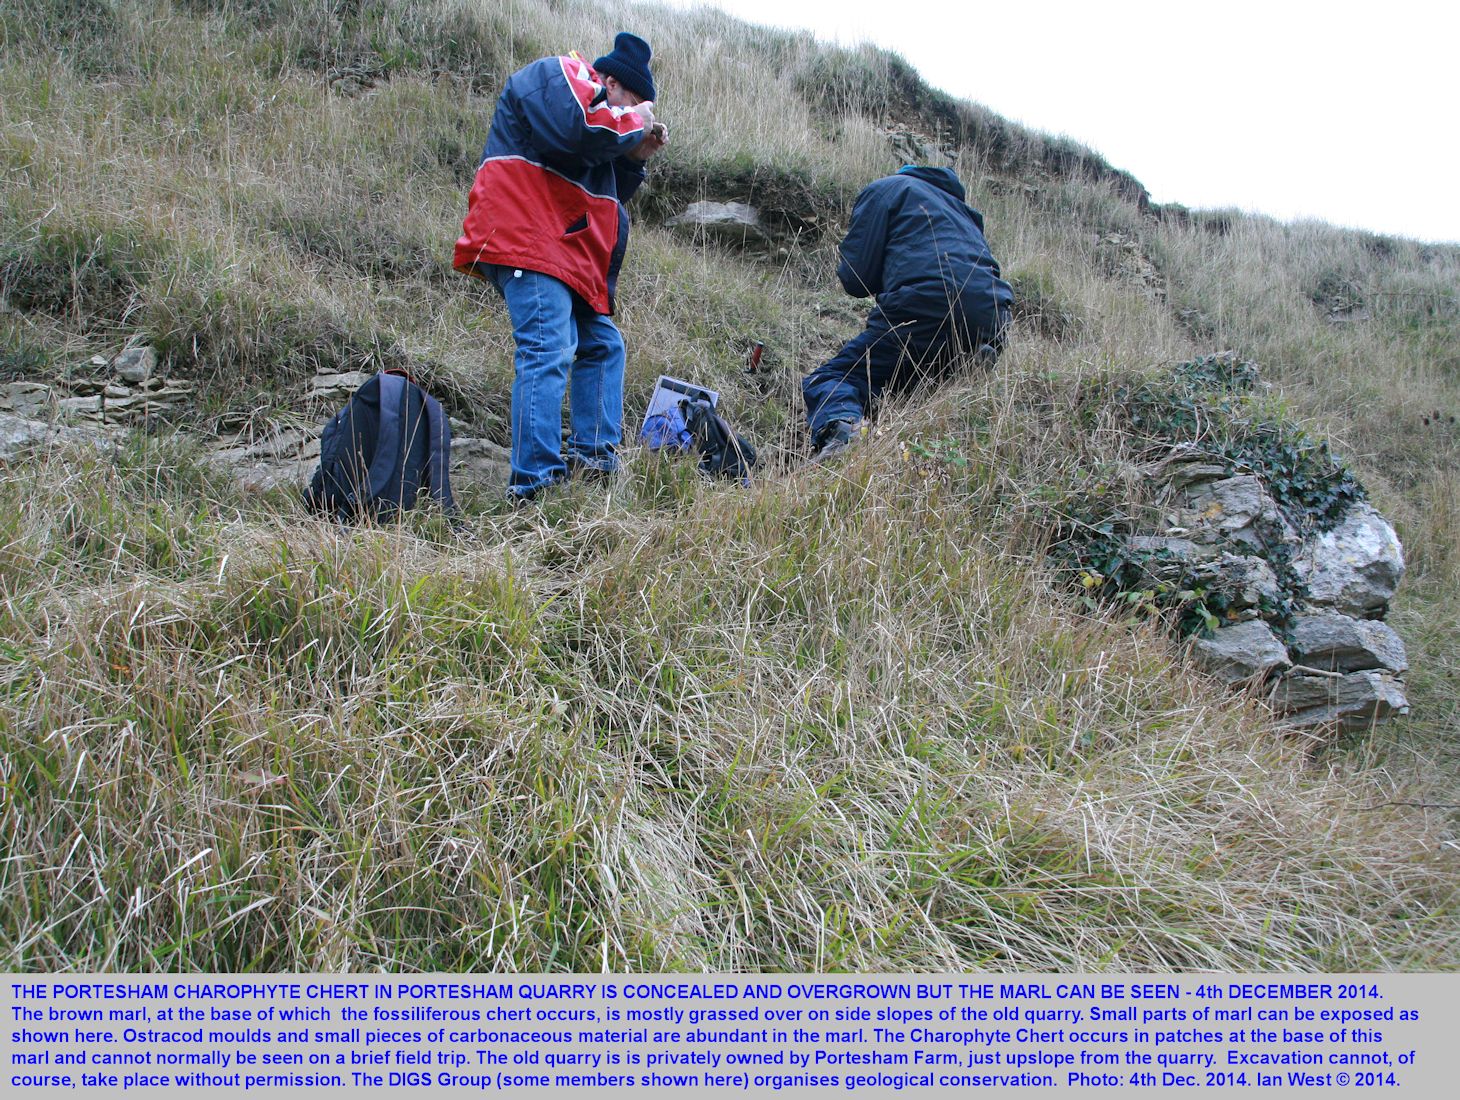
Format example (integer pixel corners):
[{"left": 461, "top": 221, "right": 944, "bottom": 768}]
[{"left": 0, "top": 0, "right": 1456, "bottom": 972}]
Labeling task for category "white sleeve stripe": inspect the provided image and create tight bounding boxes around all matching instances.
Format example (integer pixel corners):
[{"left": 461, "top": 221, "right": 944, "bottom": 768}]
[
  {"left": 481, "top": 154, "right": 621, "bottom": 204},
  {"left": 557, "top": 55, "right": 645, "bottom": 136}
]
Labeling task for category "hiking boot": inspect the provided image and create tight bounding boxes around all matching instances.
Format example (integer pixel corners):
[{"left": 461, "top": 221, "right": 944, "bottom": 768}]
[
  {"left": 810, "top": 418, "right": 867, "bottom": 464},
  {"left": 566, "top": 457, "right": 615, "bottom": 486}
]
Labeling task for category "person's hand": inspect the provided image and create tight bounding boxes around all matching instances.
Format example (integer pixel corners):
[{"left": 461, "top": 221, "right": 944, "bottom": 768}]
[
  {"left": 630, "top": 100, "right": 656, "bottom": 132},
  {"left": 628, "top": 121, "right": 669, "bottom": 162}
]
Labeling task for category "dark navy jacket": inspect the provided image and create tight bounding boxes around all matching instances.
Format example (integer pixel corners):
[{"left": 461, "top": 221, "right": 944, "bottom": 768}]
[
  {"left": 837, "top": 166, "right": 1013, "bottom": 333},
  {"left": 454, "top": 54, "right": 648, "bottom": 314}
]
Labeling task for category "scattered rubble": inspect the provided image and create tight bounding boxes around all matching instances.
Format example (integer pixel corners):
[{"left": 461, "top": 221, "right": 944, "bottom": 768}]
[{"left": 2, "top": 349, "right": 514, "bottom": 498}]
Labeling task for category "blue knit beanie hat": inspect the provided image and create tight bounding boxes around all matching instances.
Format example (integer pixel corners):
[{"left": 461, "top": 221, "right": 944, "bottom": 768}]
[{"left": 594, "top": 32, "right": 655, "bottom": 101}]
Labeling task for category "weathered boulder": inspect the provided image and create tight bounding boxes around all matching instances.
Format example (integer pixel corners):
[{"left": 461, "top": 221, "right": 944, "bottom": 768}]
[
  {"left": 114, "top": 345, "right": 156, "bottom": 385},
  {"left": 309, "top": 371, "right": 374, "bottom": 405},
  {"left": 1189, "top": 619, "right": 1291, "bottom": 684},
  {"left": 666, "top": 201, "right": 768, "bottom": 244},
  {"left": 1178, "top": 474, "right": 1292, "bottom": 550},
  {"left": 1189, "top": 554, "right": 1282, "bottom": 618},
  {"left": 1107, "top": 359, "right": 1412, "bottom": 737},
  {"left": 1271, "top": 670, "right": 1409, "bottom": 731},
  {"left": 1291, "top": 502, "right": 1404, "bottom": 617},
  {"left": 1288, "top": 612, "right": 1408, "bottom": 674},
  {"left": 0, "top": 382, "right": 55, "bottom": 418},
  {"left": 452, "top": 436, "right": 511, "bottom": 488},
  {"left": 0, "top": 411, "right": 113, "bottom": 462}
]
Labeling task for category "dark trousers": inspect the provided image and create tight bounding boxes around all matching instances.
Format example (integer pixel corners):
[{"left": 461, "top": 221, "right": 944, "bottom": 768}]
[{"left": 802, "top": 308, "right": 1005, "bottom": 442}]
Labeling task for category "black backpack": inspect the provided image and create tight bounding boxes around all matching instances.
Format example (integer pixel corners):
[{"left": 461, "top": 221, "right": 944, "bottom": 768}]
[
  {"left": 304, "top": 371, "right": 456, "bottom": 522},
  {"left": 682, "top": 397, "right": 756, "bottom": 482}
]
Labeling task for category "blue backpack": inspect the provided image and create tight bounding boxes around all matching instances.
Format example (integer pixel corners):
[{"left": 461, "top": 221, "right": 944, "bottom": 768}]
[{"left": 304, "top": 371, "right": 457, "bottom": 522}]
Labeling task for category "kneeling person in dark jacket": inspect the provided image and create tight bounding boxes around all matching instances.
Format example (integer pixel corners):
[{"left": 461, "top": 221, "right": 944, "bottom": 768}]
[{"left": 803, "top": 165, "right": 1013, "bottom": 459}]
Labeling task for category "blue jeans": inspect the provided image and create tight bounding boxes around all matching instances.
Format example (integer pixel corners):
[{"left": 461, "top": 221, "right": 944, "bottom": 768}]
[{"left": 493, "top": 267, "right": 625, "bottom": 497}]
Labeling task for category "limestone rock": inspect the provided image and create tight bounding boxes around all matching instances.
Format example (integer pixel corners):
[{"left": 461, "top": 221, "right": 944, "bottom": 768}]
[
  {"left": 1271, "top": 670, "right": 1409, "bottom": 731},
  {"left": 666, "top": 202, "right": 767, "bottom": 244},
  {"left": 887, "top": 128, "right": 953, "bottom": 166},
  {"left": 1128, "top": 407, "right": 1410, "bottom": 734},
  {"left": 1126, "top": 536, "right": 1219, "bottom": 590},
  {"left": 1162, "top": 460, "right": 1229, "bottom": 493},
  {"left": 58, "top": 394, "right": 104, "bottom": 420},
  {"left": 1, "top": 412, "right": 61, "bottom": 460},
  {"left": 0, "top": 382, "right": 55, "bottom": 418},
  {"left": 1179, "top": 475, "right": 1291, "bottom": 550},
  {"left": 1189, "top": 620, "right": 1291, "bottom": 684},
  {"left": 114, "top": 346, "right": 156, "bottom": 385},
  {"left": 310, "top": 371, "right": 373, "bottom": 404},
  {"left": 1190, "top": 554, "right": 1282, "bottom": 617},
  {"left": 1143, "top": 443, "right": 1224, "bottom": 483},
  {"left": 1292, "top": 503, "right": 1404, "bottom": 617},
  {"left": 210, "top": 428, "right": 320, "bottom": 493},
  {"left": 58, "top": 377, "right": 193, "bottom": 424},
  {"left": 452, "top": 436, "right": 511, "bottom": 488},
  {"left": 1289, "top": 613, "right": 1408, "bottom": 674},
  {"left": 0, "top": 411, "right": 113, "bottom": 461},
  {"left": 1127, "top": 535, "right": 1209, "bottom": 560}
]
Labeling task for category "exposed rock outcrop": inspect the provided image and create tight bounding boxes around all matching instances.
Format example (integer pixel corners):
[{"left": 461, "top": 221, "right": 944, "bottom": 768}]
[
  {"left": 665, "top": 201, "right": 769, "bottom": 245},
  {"left": 19, "top": 350, "right": 195, "bottom": 426},
  {"left": 1142, "top": 439, "right": 1409, "bottom": 733},
  {"left": 9, "top": 349, "right": 514, "bottom": 499},
  {"left": 0, "top": 411, "right": 115, "bottom": 462}
]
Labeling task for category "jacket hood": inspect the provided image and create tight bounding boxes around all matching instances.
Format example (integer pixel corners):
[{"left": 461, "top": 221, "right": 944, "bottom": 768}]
[{"left": 897, "top": 164, "right": 966, "bottom": 202}]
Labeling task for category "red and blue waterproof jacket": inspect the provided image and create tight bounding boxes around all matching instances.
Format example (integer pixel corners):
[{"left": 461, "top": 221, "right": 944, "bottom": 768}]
[{"left": 454, "top": 54, "right": 649, "bottom": 315}]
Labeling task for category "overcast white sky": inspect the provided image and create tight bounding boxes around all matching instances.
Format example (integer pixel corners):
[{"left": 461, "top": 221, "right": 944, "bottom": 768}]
[{"left": 656, "top": 0, "right": 1460, "bottom": 244}]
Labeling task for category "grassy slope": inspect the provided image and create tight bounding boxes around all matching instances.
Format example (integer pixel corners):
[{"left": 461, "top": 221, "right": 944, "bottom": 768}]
[{"left": 0, "top": 0, "right": 1456, "bottom": 971}]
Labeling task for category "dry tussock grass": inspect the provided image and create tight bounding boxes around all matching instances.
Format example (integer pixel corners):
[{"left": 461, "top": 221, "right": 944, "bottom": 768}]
[{"left": 3, "top": 365, "right": 1455, "bottom": 971}]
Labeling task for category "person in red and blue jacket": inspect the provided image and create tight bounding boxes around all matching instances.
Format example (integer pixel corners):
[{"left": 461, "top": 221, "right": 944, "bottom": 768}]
[
  {"left": 454, "top": 33, "right": 668, "bottom": 500},
  {"left": 802, "top": 165, "right": 1014, "bottom": 461}
]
